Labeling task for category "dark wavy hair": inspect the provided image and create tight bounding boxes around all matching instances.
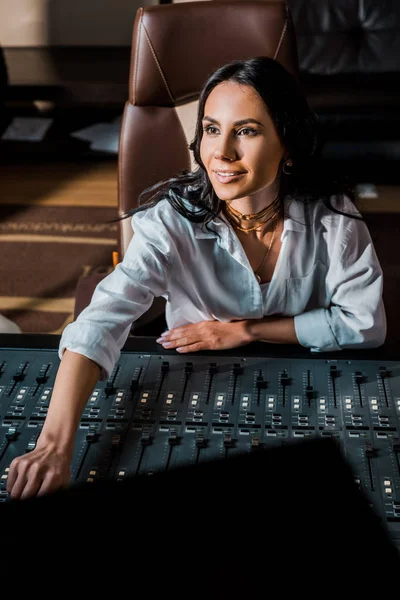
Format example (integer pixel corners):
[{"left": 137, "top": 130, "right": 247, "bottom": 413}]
[{"left": 122, "top": 55, "right": 360, "bottom": 226}]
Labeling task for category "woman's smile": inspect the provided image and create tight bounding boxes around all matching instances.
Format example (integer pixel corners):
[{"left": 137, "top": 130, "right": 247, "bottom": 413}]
[{"left": 213, "top": 169, "right": 246, "bottom": 184}]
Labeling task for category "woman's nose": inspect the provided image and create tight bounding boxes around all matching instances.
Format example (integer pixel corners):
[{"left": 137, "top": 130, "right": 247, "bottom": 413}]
[{"left": 214, "top": 135, "right": 236, "bottom": 161}]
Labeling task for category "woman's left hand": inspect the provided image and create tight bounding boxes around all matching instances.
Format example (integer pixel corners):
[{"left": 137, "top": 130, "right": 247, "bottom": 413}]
[{"left": 156, "top": 320, "right": 252, "bottom": 353}]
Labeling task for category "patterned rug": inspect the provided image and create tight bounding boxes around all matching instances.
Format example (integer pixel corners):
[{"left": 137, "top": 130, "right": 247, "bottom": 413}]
[{"left": 0, "top": 202, "right": 118, "bottom": 333}]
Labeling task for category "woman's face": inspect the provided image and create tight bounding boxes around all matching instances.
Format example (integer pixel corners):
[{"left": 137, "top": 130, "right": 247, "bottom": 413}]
[{"left": 199, "top": 80, "right": 286, "bottom": 203}]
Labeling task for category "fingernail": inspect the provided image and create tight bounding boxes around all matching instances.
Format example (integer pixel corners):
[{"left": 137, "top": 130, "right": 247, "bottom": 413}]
[
  {"left": 162, "top": 342, "right": 172, "bottom": 348},
  {"left": 156, "top": 337, "right": 164, "bottom": 343}
]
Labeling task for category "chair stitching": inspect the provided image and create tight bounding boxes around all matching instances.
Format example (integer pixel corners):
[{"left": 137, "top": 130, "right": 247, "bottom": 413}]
[
  {"left": 118, "top": 103, "right": 128, "bottom": 221},
  {"left": 118, "top": 103, "right": 131, "bottom": 257},
  {"left": 274, "top": 15, "right": 288, "bottom": 60},
  {"left": 142, "top": 21, "right": 175, "bottom": 104},
  {"left": 132, "top": 8, "right": 144, "bottom": 105}
]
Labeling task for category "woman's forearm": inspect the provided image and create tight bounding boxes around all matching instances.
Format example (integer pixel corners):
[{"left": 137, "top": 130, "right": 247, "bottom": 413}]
[
  {"left": 37, "top": 349, "right": 101, "bottom": 454},
  {"left": 244, "top": 316, "right": 299, "bottom": 345}
]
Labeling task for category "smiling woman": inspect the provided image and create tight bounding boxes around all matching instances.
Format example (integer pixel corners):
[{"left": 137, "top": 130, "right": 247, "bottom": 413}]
[{"left": 6, "top": 56, "right": 387, "bottom": 501}]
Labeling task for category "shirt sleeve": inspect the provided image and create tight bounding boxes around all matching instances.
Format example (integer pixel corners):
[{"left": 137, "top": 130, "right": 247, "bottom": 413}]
[
  {"left": 294, "top": 211, "right": 386, "bottom": 352},
  {"left": 59, "top": 206, "right": 172, "bottom": 378}
]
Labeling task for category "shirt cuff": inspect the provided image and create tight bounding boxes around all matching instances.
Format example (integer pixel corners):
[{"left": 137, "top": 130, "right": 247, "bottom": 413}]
[
  {"left": 294, "top": 309, "right": 341, "bottom": 352},
  {"left": 59, "top": 321, "right": 123, "bottom": 380}
]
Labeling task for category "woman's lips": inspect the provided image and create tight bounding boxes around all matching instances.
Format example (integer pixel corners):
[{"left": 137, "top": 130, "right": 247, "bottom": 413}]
[{"left": 213, "top": 171, "right": 246, "bottom": 184}]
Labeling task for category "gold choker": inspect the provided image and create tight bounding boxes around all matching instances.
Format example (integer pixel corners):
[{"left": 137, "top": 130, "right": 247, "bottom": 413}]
[
  {"left": 225, "top": 202, "right": 281, "bottom": 233},
  {"left": 225, "top": 202, "right": 275, "bottom": 222}
]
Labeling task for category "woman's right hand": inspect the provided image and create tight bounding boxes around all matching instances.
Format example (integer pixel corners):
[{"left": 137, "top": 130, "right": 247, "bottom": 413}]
[
  {"left": 5, "top": 350, "right": 102, "bottom": 501},
  {"left": 6, "top": 438, "right": 72, "bottom": 500}
]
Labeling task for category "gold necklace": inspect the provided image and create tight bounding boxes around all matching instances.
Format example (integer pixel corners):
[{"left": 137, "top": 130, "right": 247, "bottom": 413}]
[
  {"left": 226, "top": 202, "right": 275, "bottom": 222},
  {"left": 225, "top": 205, "right": 281, "bottom": 232},
  {"left": 254, "top": 219, "right": 278, "bottom": 284}
]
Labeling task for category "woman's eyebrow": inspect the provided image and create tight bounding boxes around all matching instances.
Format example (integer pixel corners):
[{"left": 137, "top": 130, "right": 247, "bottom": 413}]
[{"left": 202, "top": 115, "right": 264, "bottom": 127}]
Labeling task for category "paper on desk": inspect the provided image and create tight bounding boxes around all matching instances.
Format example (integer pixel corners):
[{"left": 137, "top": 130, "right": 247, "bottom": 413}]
[
  {"left": 355, "top": 183, "right": 378, "bottom": 199},
  {"left": 70, "top": 121, "right": 121, "bottom": 153},
  {"left": 1, "top": 117, "right": 53, "bottom": 141}
]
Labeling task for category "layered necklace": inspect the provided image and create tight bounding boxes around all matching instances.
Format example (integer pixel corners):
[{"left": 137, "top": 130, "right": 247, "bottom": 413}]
[
  {"left": 224, "top": 201, "right": 280, "bottom": 232},
  {"left": 224, "top": 201, "right": 281, "bottom": 284}
]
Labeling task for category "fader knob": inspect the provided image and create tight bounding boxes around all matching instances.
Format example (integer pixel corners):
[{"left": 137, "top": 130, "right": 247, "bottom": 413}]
[
  {"left": 196, "top": 434, "right": 208, "bottom": 448},
  {"left": 185, "top": 362, "right": 193, "bottom": 375},
  {"left": 36, "top": 373, "right": 48, "bottom": 384},
  {"left": 256, "top": 376, "right": 267, "bottom": 390},
  {"left": 330, "top": 366, "right": 338, "bottom": 378},
  {"left": 86, "top": 429, "right": 99, "bottom": 442},
  {"left": 105, "top": 381, "right": 116, "bottom": 396},
  {"left": 141, "top": 434, "right": 152, "bottom": 446},
  {"left": 233, "top": 363, "right": 243, "bottom": 376},
  {"left": 379, "top": 367, "right": 388, "bottom": 378},
  {"left": 365, "top": 444, "right": 378, "bottom": 458},
  {"left": 306, "top": 385, "right": 314, "bottom": 399},
  {"left": 355, "top": 371, "right": 365, "bottom": 384},
  {"left": 223, "top": 433, "right": 235, "bottom": 448},
  {"left": 111, "top": 434, "right": 122, "bottom": 447},
  {"left": 168, "top": 432, "right": 180, "bottom": 446},
  {"left": 280, "top": 373, "right": 290, "bottom": 386},
  {"left": 5, "top": 427, "right": 18, "bottom": 441}
]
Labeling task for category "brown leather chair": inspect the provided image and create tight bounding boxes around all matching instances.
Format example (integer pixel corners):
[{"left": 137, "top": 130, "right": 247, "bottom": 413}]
[{"left": 74, "top": 0, "right": 300, "bottom": 334}]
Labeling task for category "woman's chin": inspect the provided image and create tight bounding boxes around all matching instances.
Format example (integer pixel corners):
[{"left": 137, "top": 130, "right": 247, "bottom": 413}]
[{"left": 213, "top": 185, "right": 246, "bottom": 202}]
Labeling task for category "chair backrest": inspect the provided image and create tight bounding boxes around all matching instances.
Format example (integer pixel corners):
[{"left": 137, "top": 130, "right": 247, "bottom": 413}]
[{"left": 117, "top": 0, "right": 300, "bottom": 256}]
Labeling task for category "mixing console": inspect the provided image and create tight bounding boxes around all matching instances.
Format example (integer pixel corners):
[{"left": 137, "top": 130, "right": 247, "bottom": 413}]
[{"left": 1, "top": 334, "right": 400, "bottom": 552}]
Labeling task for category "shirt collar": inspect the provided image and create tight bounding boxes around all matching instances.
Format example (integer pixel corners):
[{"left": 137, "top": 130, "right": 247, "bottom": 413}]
[{"left": 283, "top": 196, "right": 307, "bottom": 234}]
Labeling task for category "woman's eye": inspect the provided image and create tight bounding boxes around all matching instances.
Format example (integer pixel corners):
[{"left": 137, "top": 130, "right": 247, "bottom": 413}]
[
  {"left": 204, "top": 125, "right": 219, "bottom": 135},
  {"left": 237, "top": 127, "right": 258, "bottom": 136}
]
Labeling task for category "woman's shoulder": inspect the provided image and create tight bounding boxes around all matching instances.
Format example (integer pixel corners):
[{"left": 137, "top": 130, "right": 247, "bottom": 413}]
[
  {"left": 131, "top": 194, "right": 193, "bottom": 232},
  {"left": 325, "top": 193, "right": 362, "bottom": 218},
  {"left": 294, "top": 193, "right": 363, "bottom": 227}
]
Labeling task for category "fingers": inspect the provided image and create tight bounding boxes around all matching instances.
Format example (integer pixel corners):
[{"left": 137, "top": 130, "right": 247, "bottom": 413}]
[
  {"left": 175, "top": 343, "right": 204, "bottom": 353},
  {"left": 157, "top": 330, "right": 191, "bottom": 349},
  {"left": 156, "top": 328, "right": 181, "bottom": 344},
  {"left": 7, "top": 458, "right": 43, "bottom": 500},
  {"left": 156, "top": 321, "right": 246, "bottom": 352},
  {"left": 5, "top": 459, "right": 18, "bottom": 492},
  {"left": 157, "top": 335, "right": 202, "bottom": 352},
  {"left": 156, "top": 323, "right": 211, "bottom": 352},
  {"left": 164, "top": 336, "right": 189, "bottom": 349},
  {"left": 37, "top": 471, "right": 67, "bottom": 498},
  {"left": 6, "top": 454, "right": 70, "bottom": 500},
  {"left": 19, "top": 473, "right": 44, "bottom": 500}
]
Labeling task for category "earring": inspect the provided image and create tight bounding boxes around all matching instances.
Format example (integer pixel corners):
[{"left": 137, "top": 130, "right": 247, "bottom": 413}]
[{"left": 282, "top": 159, "right": 293, "bottom": 175}]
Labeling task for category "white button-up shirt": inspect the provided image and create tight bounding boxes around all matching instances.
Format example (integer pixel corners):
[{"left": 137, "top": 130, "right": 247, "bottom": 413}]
[{"left": 59, "top": 193, "right": 386, "bottom": 379}]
